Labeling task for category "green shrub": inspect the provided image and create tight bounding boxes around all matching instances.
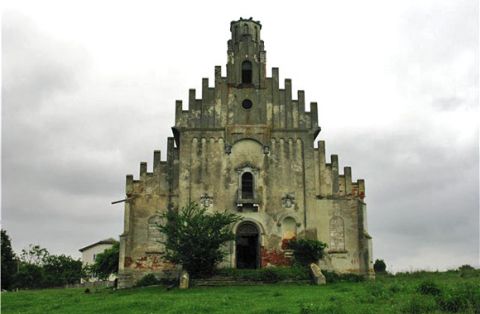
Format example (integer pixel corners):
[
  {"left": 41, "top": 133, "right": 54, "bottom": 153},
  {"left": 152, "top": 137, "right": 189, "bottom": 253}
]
[
  {"left": 158, "top": 202, "right": 241, "bottom": 277},
  {"left": 90, "top": 242, "right": 119, "bottom": 280},
  {"left": 288, "top": 239, "right": 327, "bottom": 266},
  {"left": 43, "top": 254, "right": 83, "bottom": 287},
  {"left": 436, "top": 292, "right": 469, "bottom": 312},
  {"left": 401, "top": 295, "right": 437, "bottom": 314},
  {"left": 435, "top": 282, "right": 480, "bottom": 313},
  {"left": 388, "top": 282, "right": 404, "bottom": 293},
  {"left": 373, "top": 259, "right": 386, "bottom": 274},
  {"left": 12, "top": 243, "right": 83, "bottom": 289},
  {"left": 12, "top": 263, "right": 45, "bottom": 289},
  {"left": 260, "top": 268, "right": 279, "bottom": 283},
  {"left": 366, "top": 282, "right": 391, "bottom": 299},
  {"left": 265, "top": 266, "right": 310, "bottom": 281},
  {"left": 417, "top": 280, "right": 442, "bottom": 296},
  {"left": 458, "top": 265, "right": 479, "bottom": 279},
  {"left": 458, "top": 264, "right": 475, "bottom": 271},
  {"left": 322, "top": 271, "right": 365, "bottom": 283},
  {"left": 216, "top": 266, "right": 310, "bottom": 282},
  {"left": 135, "top": 274, "right": 161, "bottom": 287}
]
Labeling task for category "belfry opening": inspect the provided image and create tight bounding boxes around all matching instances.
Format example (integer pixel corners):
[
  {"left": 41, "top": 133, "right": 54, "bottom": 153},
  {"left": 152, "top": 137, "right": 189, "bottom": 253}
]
[{"left": 241, "top": 61, "right": 252, "bottom": 84}]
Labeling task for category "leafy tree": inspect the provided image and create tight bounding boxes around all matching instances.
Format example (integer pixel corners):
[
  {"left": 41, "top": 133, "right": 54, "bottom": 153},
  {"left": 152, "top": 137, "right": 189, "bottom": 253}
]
[
  {"left": 43, "top": 254, "right": 83, "bottom": 286},
  {"left": 19, "top": 244, "right": 49, "bottom": 266},
  {"left": 288, "top": 239, "right": 327, "bottom": 266},
  {"left": 373, "top": 259, "right": 387, "bottom": 273},
  {"left": 158, "top": 202, "right": 241, "bottom": 277},
  {"left": 12, "top": 243, "right": 83, "bottom": 289},
  {"left": 12, "top": 263, "right": 45, "bottom": 289},
  {"left": 91, "top": 242, "right": 119, "bottom": 280},
  {"left": 1, "top": 229, "right": 18, "bottom": 290}
]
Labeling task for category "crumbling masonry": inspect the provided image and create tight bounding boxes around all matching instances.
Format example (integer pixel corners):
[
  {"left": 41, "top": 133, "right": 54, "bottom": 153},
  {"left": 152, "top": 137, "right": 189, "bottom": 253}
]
[{"left": 118, "top": 18, "right": 374, "bottom": 288}]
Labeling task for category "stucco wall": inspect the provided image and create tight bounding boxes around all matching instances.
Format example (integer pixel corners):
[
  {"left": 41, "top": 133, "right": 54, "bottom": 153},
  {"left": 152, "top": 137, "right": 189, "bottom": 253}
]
[{"left": 117, "top": 18, "right": 373, "bottom": 288}]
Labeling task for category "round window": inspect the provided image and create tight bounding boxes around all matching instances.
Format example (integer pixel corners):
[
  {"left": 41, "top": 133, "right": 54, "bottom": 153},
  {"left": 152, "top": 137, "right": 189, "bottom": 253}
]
[{"left": 242, "top": 99, "right": 253, "bottom": 109}]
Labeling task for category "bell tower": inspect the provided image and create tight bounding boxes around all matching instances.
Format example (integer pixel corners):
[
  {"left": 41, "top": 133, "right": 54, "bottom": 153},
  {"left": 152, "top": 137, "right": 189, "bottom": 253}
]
[{"left": 227, "top": 18, "right": 266, "bottom": 88}]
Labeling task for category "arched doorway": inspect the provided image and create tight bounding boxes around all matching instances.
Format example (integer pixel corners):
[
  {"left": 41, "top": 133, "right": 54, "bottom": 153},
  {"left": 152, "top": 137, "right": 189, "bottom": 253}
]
[{"left": 236, "top": 222, "right": 260, "bottom": 269}]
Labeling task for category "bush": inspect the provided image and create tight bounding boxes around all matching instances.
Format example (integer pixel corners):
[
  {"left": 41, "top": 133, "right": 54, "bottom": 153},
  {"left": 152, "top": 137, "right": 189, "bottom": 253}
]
[
  {"left": 417, "top": 280, "right": 442, "bottom": 296},
  {"left": 43, "top": 254, "right": 83, "bottom": 287},
  {"left": 11, "top": 244, "right": 83, "bottom": 289},
  {"left": 373, "top": 259, "right": 386, "bottom": 274},
  {"left": 90, "top": 242, "right": 119, "bottom": 280},
  {"left": 216, "top": 266, "right": 310, "bottom": 282},
  {"left": 287, "top": 239, "right": 327, "bottom": 266},
  {"left": 436, "top": 292, "right": 469, "bottom": 312},
  {"left": 135, "top": 274, "right": 161, "bottom": 287},
  {"left": 261, "top": 268, "right": 280, "bottom": 283},
  {"left": 322, "top": 271, "right": 365, "bottom": 283},
  {"left": 158, "top": 202, "right": 241, "bottom": 277},
  {"left": 12, "top": 263, "right": 45, "bottom": 289},
  {"left": 366, "top": 282, "right": 392, "bottom": 299},
  {"left": 401, "top": 295, "right": 437, "bottom": 314},
  {"left": 388, "top": 282, "right": 404, "bottom": 293},
  {"left": 435, "top": 282, "right": 480, "bottom": 313},
  {"left": 458, "top": 264, "right": 475, "bottom": 271},
  {"left": 458, "top": 265, "right": 479, "bottom": 279}
]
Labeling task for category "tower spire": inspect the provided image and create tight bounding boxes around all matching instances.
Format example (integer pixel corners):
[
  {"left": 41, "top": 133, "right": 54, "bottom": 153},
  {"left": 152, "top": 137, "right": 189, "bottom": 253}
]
[{"left": 227, "top": 18, "right": 266, "bottom": 88}]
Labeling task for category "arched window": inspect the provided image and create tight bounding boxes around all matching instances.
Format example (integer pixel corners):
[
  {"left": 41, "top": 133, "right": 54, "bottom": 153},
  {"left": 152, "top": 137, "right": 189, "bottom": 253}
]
[
  {"left": 241, "top": 172, "right": 254, "bottom": 199},
  {"left": 243, "top": 23, "right": 248, "bottom": 34},
  {"left": 242, "top": 61, "right": 252, "bottom": 84}
]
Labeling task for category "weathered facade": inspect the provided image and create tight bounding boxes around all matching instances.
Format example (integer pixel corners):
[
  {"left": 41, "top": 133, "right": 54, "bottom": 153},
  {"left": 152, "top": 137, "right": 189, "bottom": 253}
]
[{"left": 118, "top": 18, "right": 373, "bottom": 288}]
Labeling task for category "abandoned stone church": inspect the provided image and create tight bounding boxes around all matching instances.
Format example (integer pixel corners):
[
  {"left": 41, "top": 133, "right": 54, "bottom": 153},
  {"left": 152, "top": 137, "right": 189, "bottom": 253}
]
[{"left": 118, "top": 18, "right": 373, "bottom": 288}]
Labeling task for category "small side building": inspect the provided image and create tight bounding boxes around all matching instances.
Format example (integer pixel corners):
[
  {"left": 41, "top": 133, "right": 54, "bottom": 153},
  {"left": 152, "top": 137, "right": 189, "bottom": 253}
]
[{"left": 79, "top": 238, "right": 117, "bottom": 283}]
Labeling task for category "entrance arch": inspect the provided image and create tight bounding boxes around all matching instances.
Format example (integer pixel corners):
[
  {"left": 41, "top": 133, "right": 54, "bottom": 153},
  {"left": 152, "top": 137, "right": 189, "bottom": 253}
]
[{"left": 236, "top": 222, "right": 260, "bottom": 269}]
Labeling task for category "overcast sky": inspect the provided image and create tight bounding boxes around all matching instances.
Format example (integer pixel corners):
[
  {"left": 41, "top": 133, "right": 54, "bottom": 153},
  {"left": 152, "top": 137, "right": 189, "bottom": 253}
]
[{"left": 2, "top": 0, "right": 478, "bottom": 272}]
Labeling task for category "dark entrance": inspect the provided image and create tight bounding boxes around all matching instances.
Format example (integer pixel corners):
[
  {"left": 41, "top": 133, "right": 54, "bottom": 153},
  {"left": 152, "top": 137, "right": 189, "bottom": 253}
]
[{"left": 236, "top": 222, "right": 260, "bottom": 269}]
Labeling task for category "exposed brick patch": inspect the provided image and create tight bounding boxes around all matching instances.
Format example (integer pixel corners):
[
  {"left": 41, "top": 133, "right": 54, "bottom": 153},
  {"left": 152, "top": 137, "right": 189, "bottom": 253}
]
[
  {"left": 131, "top": 255, "right": 176, "bottom": 271},
  {"left": 359, "top": 192, "right": 365, "bottom": 200},
  {"left": 261, "top": 247, "right": 292, "bottom": 267},
  {"left": 281, "top": 237, "right": 296, "bottom": 250}
]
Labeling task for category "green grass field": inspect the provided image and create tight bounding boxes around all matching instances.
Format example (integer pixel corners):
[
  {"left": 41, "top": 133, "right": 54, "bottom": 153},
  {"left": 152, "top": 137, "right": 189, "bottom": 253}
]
[{"left": 2, "top": 270, "right": 479, "bottom": 313}]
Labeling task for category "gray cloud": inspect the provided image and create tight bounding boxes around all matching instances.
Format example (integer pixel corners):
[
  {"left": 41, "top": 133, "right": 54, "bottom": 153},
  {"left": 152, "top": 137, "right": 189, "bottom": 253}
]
[
  {"left": 2, "top": 2, "right": 478, "bottom": 272},
  {"left": 323, "top": 125, "right": 479, "bottom": 270}
]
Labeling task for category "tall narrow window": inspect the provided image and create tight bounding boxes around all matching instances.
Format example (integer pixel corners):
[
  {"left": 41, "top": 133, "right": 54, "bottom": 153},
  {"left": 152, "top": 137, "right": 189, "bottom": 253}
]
[
  {"left": 242, "top": 61, "right": 252, "bottom": 84},
  {"left": 241, "top": 172, "right": 254, "bottom": 199}
]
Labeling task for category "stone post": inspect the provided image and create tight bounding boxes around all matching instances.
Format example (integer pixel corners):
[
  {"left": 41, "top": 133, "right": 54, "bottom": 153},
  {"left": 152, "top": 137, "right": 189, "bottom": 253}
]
[{"left": 179, "top": 270, "right": 189, "bottom": 289}]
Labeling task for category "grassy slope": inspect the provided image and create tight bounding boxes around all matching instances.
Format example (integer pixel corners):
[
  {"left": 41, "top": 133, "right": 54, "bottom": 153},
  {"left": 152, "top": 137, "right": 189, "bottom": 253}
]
[{"left": 2, "top": 271, "right": 479, "bottom": 314}]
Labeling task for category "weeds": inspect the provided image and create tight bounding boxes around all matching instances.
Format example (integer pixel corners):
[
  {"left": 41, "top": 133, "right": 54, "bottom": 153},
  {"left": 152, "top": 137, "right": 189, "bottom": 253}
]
[
  {"left": 416, "top": 280, "right": 441, "bottom": 296},
  {"left": 435, "top": 282, "right": 480, "bottom": 313},
  {"left": 135, "top": 274, "right": 160, "bottom": 287},
  {"left": 401, "top": 295, "right": 437, "bottom": 314},
  {"left": 322, "top": 271, "right": 365, "bottom": 283}
]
